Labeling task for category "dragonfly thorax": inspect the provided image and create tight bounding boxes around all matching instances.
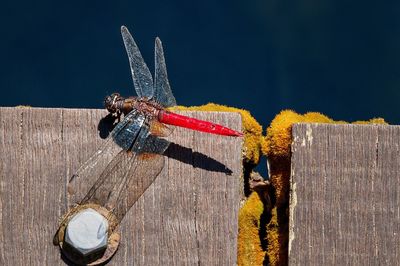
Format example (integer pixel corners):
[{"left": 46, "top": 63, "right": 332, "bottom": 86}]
[
  {"left": 104, "top": 93, "right": 162, "bottom": 119},
  {"left": 132, "top": 98, "right": 162, "bottom": 118}
]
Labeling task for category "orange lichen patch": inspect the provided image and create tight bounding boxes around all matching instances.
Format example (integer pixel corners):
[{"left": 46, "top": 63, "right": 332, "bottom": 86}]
[
  {"left": 237, "top": 192, "right": 266, "bottom": 266},
  {"left": 170, "top": 103, "right": 263, "bottom": 165},
  {"left": 262, "top": 110, "right": 387, "bottom": 266}
]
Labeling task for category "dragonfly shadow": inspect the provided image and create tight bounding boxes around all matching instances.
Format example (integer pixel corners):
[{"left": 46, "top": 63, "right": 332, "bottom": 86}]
[
  {"left": 98, "top": 114, "right": 119, "bottom": 139},
  {"left": 164, "top": 142, "right": 233, "bottom": 175},
  {"left": 97, "top": 115, "right": 232, "bottom": 175}
]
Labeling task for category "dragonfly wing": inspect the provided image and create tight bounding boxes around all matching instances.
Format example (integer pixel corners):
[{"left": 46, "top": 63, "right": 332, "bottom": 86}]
[
  {"left": 154, "top": 37, "right": 177, "bottom": 107},
  {"left": 79, "top": 121, "right": 167, "bottom": 222},
  {"left": 121, "top": 26, "right": 154, "bottom": 99},
  {"left": 79, "top": 150, "right": 139, "bottom": 213},
  {"left": 112, "top": 110, "right": 146, "bottom": 150},
  {"left": 68, "top": 110, "right": 144, "bottom": 205},
  {"left": 112, "top": 151, "right": 164, "bottom": 222},
  {"left": 149, "top": 119, "right": 174, "bottom": 138}
]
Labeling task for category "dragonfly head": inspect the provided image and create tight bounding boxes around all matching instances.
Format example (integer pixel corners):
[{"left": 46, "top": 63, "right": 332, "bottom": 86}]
[{"left": 104, "top": 93, "right": 123, "bottom": 114}]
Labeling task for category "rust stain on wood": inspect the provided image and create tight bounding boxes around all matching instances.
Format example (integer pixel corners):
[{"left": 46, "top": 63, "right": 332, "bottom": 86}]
[{"left": 0, "top": 107, "right": 242, "bottom": 265}]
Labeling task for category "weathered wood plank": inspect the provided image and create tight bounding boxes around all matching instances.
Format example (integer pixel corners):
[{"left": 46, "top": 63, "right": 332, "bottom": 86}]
[
  {"left": 290, "top": 123, "right": 400, "bottom": 265},
  {"left": 0, "top": 108, "right": 67, "bottom": 265},
  {"left": 0, "top": 107, "right": 242, "bottom": 266},
  {"left": 193, "top": 112, "right": 241, "bottom": 265}
]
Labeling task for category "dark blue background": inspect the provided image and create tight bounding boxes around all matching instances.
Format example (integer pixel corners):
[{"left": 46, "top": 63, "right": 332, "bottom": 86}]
[{"left": 1, "top": 0, "right": 399, "bottom": 129}]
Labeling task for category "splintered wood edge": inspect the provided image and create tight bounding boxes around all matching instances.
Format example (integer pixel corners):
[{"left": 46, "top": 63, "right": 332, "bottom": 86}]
[{"left": 55, "top": 203, "right": 120, "bottom": 265}]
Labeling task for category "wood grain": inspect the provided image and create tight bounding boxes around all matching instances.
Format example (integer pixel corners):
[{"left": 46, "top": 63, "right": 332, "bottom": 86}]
[
  {"left": 290, "top": 123, "right": 400, "bottom": 265},
  {"left": 0, "top": 107, "right": 242, "bottom": 266}
]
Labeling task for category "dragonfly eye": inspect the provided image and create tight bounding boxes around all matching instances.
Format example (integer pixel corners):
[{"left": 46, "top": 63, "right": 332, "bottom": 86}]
[{"left": 104, "top": 93, "right": 121, "bottom": 113}]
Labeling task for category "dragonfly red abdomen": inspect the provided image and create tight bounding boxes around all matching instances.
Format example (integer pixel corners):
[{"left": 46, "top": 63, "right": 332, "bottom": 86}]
[{"left": 158, "top": 110, "right": 243, "bottom": 137}]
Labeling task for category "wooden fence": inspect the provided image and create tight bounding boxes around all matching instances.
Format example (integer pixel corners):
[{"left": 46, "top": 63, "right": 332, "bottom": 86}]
[
  {"left": 3, "top": 108, "right": 397, "bottom": 265},
  {"left": 0, "top": 107, "right": 242, "bottom": 265}
]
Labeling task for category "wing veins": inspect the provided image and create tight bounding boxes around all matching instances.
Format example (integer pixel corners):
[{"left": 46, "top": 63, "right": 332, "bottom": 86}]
[{"left": 121, "top": 26, "right": 154, "bottom": 99}]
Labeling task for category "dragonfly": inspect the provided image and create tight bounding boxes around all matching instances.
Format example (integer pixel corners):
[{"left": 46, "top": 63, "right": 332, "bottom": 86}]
[{"left": 67, "top": 26, "right": 242, "bottom": 223}]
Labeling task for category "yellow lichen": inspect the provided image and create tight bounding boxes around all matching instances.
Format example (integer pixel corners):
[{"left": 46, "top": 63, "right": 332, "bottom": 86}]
[
  {"left": 170, "top": 103, "right": 263, "bottom": 165},
  {"left": 262, "top": 110, "right": 387, "bottom": 266},
  {"left": 266, "top": 206, "right": 288, "bottom": 266},
  {"left": 237, "top": 192, "right": 266, "bottom": 266},
  {"left": 353, "top": 117, "right": 387, "bottom": 125},
  {"left": 262, "top": 110, "right": 340, "bottom": 158}
]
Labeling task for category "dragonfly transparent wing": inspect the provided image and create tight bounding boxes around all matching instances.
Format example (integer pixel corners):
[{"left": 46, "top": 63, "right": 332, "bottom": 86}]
[
  {"left": 108, "top": 151, "right": 165, "bottom": 222},
  {"left": 121, "top": 26, "right": 154, "bottom": 99},
  {"left": 113, "top": 124, "right": 170, "bottom": 221},
  {"left": 154, "top": 37, "right": 177, "bottom": 107},
  {"left": 68, "top": 110, "right": 145, "bottom": 205},
  {"left": 79, "top": 118, "right": 169, "bottom": 222}
]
